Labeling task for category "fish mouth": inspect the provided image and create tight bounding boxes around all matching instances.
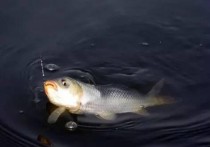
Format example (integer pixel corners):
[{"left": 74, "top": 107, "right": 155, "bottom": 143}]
[{"left": 44, "top": 81, "right": 58, "bottom": 92}]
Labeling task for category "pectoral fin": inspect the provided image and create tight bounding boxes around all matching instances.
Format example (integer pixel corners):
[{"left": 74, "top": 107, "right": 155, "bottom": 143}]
[
  {"left": 48, "top": 107, "right": 65, "bottom": 124},
  {"left": 96, "top": 112, "right": 116, "bottom": 120}
]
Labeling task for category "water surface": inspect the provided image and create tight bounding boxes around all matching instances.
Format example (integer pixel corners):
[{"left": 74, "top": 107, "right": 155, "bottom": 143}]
[{"left": 0, "top": 0, "right": 210, "bottom": 146}]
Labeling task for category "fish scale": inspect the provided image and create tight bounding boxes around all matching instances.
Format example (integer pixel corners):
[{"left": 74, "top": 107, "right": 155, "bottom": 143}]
[
  {"left": 80, "top": 87, "right": 144, "bottom": 113},
  {"left": 44, "top": 77, "right": 171, "bottom": 121}
]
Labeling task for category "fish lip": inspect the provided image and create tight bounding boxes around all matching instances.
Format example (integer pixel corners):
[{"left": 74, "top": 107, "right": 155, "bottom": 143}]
[{"left": 44, "top": 81, "right": 58, "bottom": 91}]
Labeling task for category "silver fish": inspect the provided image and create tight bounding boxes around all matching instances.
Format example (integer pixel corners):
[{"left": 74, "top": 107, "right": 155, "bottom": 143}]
[{"left": 44, "top": 77, "right": 172, "bottom": 123}]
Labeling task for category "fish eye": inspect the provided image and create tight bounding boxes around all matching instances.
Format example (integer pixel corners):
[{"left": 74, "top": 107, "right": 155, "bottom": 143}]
[{"left": 61, "top": 79, "right": 68, "bottom": 87}]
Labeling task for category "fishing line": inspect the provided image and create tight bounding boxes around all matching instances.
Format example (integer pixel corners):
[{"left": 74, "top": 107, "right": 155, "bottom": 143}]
[{"left": 40, "top": 55, "right": 45, "bottom": 78}]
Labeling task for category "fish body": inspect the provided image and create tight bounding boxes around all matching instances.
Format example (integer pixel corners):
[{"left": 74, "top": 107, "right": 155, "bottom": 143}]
[
  {"left": 80, "top": 87, "right": 143, "bottom": 113},
  {"left": 44, "top": 77, "right": 172, "bottom": 123}
]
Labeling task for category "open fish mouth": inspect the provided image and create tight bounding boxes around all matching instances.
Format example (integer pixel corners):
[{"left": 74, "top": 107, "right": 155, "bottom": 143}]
[{"left": 44, "top": 81, "right": 58, "bottom": 92}]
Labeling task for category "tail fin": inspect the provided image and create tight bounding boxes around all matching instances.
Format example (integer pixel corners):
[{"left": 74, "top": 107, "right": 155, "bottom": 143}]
[
  {"left": 148, "top": 95, "right": 175, "bottom": 106},
  {"left": 147, "top": 79, "right": 174, "bottom": 106},
  {"left": 147, "top": 79, "right": 164, "bottom": 97}
]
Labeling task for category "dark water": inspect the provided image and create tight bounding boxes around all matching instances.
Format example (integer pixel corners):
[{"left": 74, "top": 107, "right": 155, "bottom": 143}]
[{"left": 1, "top": 0, "right": 210, "bottom": 146}]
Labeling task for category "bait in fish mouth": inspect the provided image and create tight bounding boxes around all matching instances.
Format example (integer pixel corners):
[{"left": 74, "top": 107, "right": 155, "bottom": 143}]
[{"left": 44, "top": 77, "right": 174, "bottom": 123}]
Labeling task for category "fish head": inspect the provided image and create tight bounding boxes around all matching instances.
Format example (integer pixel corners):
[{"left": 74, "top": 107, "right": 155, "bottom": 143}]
[{"left": 44, "top": 77, "right": 82, "bottom": 109}]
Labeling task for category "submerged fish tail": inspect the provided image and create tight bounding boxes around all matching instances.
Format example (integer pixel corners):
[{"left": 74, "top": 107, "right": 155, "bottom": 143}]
[
  {"left": 146, "top": 79, "right": 174, "bottom": 106},
  {"left": 147, "top": 95, "right": 174, "bottom": 106}
]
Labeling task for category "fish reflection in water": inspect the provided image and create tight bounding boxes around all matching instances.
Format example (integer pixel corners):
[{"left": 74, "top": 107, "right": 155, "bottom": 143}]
[{"left": 44, "top": 77, "right": 174, "bottom": 125}]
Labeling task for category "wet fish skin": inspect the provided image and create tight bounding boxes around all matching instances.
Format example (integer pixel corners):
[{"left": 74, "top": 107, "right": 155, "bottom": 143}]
[{"left": 44, "top": 77, "right": 172, "bottom": 121}]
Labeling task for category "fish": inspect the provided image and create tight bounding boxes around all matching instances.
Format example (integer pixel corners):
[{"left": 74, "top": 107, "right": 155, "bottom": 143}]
[{"left": 44, "top": 77, "right": 173, "bottom": 123}]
